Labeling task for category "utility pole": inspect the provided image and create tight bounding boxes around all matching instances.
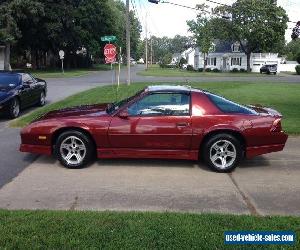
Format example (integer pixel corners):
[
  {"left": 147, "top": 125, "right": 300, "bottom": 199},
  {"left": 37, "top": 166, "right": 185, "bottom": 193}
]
[
  {"left": 150, "top": 36, "right": 153, "bottom": 65},
  {"left": 145, "top": 12, "right": 148, "bottom": 70},
  {"left": 126, "top": 0, "right": 131, "bottom": 85}
]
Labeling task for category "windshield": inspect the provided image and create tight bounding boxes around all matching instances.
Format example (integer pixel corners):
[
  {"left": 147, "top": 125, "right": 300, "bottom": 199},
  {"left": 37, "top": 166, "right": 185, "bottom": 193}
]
[
  {"left": 0, "top": 74, "right": 20, "bottom": 89},
  {"left": 106, "top": 90, "right": 144, "bottom": 114},
  {"left": 205, "top": 92, "right": 258, "bottom": 115}
]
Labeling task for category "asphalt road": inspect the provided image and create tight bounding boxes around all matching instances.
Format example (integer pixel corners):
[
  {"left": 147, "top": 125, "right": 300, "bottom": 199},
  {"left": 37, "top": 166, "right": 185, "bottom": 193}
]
[
  {"left": 0, "top": 65, "right": 299, "bottom": 190},
  {"left": 0, "top": 137, "right": 299, "bottom": 215}
]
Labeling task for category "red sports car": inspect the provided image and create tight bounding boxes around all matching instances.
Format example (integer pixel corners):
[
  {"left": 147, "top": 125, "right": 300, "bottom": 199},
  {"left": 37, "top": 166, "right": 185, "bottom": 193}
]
[{"left": 20, "top": 85, "right": 288, "bottom": 172}]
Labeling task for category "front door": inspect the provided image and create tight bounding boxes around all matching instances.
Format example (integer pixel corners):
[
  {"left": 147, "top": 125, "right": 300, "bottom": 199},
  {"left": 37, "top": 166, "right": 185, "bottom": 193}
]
[{"left": 108, "top": 92, "right": 192, "bottom": 150}]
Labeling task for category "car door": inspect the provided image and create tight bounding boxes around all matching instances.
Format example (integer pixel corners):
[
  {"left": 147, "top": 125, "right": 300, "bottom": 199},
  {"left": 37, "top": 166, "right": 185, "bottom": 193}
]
[
  {"left": 19, "top": 74, "right": 34, "bottom": 107},
  {"left": 21, "top": 74, "right": 39, "bottom": 106},
  {"left": 108, "top": 92, "right": 192, "bottom": 150}
]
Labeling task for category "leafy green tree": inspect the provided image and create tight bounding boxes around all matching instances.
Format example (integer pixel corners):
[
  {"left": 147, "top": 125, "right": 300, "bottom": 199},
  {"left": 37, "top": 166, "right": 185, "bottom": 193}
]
[
  {"left": 213, "top": 0, "right": 288, "bottom": 72},
  {"left": 284, "top": 39, "right": 300, "bottom": 61},
  {"left": 0, "top": 1, "right": 20, "bottom": 70},
  {"left": 187, "top": 16, "right": 214, "bottom": 70}
]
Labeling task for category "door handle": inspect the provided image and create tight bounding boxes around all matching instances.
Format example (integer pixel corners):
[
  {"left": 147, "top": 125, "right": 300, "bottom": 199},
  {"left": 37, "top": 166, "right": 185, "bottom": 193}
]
[{"left": 176, "top": 122, "right": 189, "bottom": 127}]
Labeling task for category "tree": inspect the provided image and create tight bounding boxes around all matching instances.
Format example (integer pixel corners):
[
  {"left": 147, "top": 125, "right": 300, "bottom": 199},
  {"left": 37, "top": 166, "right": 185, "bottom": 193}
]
[
  {"left": 284, "top": 39, "right": 300, "bottom": 61},
  {"left": 0, "top": 1, "right": 20, "bottom": 70},
  {"left": 213, "top": 0, "right": 288, "bottom": 72},
  {"left": 291, "top": 21, "right": 300, "bottom": 40},
  {"left": 187, "top": 17, "right": 214, "bottom": 70}
]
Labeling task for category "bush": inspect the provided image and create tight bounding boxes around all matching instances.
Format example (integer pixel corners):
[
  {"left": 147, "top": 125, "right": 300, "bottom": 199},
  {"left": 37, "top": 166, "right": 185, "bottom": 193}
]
[
  {"left": 205, "top": 68, "right": 212, "bottom": 72},
  {"left": 239, "top": 68, "right": 247, "bottom": 73},
  {"left": 231, "top": 68, "right": 239, "bottom": 73},
  {"left": 179, "top": 57, "right": 188, "bottom": 68},
  {"left": 187, "top": 65, "right": 194, "bottom": 71},
  {"left": 198, "top": 68, "right": 204, "bottom": 72},
  {"left": 212, "top": 68, "right": 220, "bottom": 73},
  {"left": 296, "top": 65, "right": 300, "bottom": 75}
]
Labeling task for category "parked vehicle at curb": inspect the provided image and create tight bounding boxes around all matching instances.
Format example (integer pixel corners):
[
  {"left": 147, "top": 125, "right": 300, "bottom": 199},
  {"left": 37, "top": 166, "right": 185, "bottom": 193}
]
[
  {"left": 260, "top": 64, "right": 277, "bottom": 75},
  {"left": 0, "top": 72, "right": 47, "bottom": 119},
  {"left": 20, "top": 85, "right": 287, "bottom": 172}
]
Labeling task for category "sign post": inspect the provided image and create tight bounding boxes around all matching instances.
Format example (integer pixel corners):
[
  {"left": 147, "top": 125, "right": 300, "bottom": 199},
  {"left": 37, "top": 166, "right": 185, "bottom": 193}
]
[
  {"left": 104, "top": 43, "right": 117, "bottom": 86},
  {"left": 59, "top": 50, "right": 65, "bottom": 74}
]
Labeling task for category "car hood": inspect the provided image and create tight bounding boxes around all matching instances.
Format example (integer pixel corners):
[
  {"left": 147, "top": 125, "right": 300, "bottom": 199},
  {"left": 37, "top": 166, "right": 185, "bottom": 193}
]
[
  {"left": 247, "top": 105, "right": 282, "bottom": 117},
  {"left": 39, "top": 103, "right": 110, "bottom": 120},
  {"left": 0, "top": 90, "right": 14, "bottom": 104}
]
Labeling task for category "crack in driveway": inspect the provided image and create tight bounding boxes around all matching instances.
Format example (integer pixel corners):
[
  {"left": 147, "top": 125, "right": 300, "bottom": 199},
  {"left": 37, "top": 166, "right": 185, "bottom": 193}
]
[{"left": 228, "top": 173, "right": 260, "bottom": 216}]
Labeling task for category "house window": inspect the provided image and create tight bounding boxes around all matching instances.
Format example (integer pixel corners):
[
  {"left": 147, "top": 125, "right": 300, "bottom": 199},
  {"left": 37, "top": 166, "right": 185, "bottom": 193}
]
[
  {"left": 232, "top": 42, "right": 240, "bottom": 52},
  {"left": 207, "top": 57, "right": 217, "bottom": 66},
  {"left": 231, "top": 57, "right": 242, "bottom": 66}
]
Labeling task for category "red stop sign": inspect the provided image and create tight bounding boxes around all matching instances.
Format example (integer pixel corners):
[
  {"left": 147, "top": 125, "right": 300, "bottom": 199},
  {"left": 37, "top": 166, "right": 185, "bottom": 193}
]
[{"left": 104, "top": 44, "right": 117, "bottom": 60}]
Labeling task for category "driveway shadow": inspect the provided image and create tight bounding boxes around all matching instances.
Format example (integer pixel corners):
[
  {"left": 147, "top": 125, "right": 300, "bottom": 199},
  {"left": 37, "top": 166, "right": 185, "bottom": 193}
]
[{"left": 239, "top": 156, "right": 271, "bottom": 168}]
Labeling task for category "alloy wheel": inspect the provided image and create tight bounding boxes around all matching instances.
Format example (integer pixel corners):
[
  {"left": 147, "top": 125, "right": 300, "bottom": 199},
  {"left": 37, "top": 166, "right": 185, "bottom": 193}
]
[
  {"left": 209, "top": 140, "right": 236, "bottom": 170},
  {"left": 59, "top": 136, "right": 87, "bottom": 165}
]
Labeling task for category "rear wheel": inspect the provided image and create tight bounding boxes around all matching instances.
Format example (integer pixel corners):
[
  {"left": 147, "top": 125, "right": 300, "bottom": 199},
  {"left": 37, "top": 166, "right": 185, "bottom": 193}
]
[
  {"left": 55, "top": 130, "right": 95, "bottom": 169},
  {"left": 203, "top": 133, "right": 242, "bottom": 172},
  {"left": 7, "top": 98, "right": 20, "bottom": 119}
]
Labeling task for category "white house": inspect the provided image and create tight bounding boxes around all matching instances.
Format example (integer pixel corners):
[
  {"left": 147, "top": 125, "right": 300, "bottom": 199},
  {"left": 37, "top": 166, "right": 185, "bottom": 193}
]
[{"left": 181, "top": 41, "right": 291, "bottom": 73}]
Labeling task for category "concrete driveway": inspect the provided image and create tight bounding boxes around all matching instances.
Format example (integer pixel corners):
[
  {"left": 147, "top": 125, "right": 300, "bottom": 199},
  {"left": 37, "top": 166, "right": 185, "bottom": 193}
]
[{"left": 0, "top": 137, "right": 299, "bottom": 216}]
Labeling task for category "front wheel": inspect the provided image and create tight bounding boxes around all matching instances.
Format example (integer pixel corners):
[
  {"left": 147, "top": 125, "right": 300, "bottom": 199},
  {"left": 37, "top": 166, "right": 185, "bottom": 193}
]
[
  {"left": 203, "top": 134, "right": 243, "bottom": 172},
  {"left": 38, "top": 91, "right": 46, "bottom": 106},
  {"left": 55, "top": 130, "right": 95, "bottom": 169},
  {"left": 7, "top": 98, "right": 20, "bottom": 119}
]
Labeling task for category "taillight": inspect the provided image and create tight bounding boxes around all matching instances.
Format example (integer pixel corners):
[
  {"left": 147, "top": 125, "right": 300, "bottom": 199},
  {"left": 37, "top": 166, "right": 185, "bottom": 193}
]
[{"left": 270, "top": 118, "right": 282, "bottom": 132}]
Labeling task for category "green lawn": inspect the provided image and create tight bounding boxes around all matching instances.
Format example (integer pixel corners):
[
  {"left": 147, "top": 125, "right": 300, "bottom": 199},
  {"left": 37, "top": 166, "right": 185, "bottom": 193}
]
[
  {"left": 27, "top": 64, "right": 112, "bottom": 78},
  {"left": 0, "top": 210, "right": 299, "bottom": 249},
  {"left": 138, "top": 65, "right": 272, "bottom": 77},
  {"left": 10, "top": 82, "right": 300, "bottom": 134}
]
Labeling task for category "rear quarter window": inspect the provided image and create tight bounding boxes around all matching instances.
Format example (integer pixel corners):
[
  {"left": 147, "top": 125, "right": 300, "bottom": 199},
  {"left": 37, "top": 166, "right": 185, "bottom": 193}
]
[{"left": 205, "top": 92, "right": 257, "bottom": 115}]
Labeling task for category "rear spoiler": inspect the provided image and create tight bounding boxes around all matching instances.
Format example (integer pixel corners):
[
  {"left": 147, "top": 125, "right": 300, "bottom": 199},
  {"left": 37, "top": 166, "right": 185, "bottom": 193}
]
[{"left": 247, "top": 105, "right": 283, "bottom": 118}]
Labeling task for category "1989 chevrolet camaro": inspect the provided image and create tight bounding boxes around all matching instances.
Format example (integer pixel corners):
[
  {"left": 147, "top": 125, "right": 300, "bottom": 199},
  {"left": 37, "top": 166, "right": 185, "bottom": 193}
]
[{"left": 20, "top": 85, "right": 288, "bottom": 172}]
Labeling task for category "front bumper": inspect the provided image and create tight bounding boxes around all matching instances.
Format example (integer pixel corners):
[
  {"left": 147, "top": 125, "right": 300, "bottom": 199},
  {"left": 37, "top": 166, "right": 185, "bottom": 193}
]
[{"left": 20, "top": 144, "right": 52, "bottom": 155}]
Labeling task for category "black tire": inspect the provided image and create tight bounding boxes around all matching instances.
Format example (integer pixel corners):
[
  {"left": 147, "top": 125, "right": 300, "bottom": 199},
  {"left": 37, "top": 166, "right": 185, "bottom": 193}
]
[
  {"left": 7, "top": 98, "right": 20, "bottom": 119},
  {"left": 54, "top": 130, "right": 95, "bottom": 169},
  {"left": 260, "top": 70, "right": 262, "bottom": 74},
  {"left": 37, "top": 91, "right": 46, "bottom": 106},
  {"left": 202, "top": 133, "right": 243, "bottom": 173}
]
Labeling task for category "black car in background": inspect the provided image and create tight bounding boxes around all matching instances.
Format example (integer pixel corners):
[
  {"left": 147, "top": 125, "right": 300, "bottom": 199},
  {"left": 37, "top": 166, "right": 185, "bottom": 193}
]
[
  {"left": 0, "top": 72, "right": 47, "bottom": 119},
  {"left": 260, "top": 64, "right": 277, "bottom": 75}
]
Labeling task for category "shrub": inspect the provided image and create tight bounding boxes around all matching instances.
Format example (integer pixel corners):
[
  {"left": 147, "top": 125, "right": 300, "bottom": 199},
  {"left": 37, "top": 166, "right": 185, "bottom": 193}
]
[
  {"left": 231, "top": 68, "right": 239, "bottom": 73},
  {"left": 296, "top": 65, "right": 300, "bottom": 75},
  {"left": 187, "top": 65, "right": 194, "bottom": 71},
  {"left": 205, "top": 68, "right": 212, "bottom": 72},
  {"left": 198, "top": 68, "right": 204, "bottom": 72},
  {"left": 179, "top": 57, "right": 188, "bottom": 68},
  {"left": 239, "top": 68, "right": 247, "bottom": 73},
  {"left": 212, "top": 68, "right": 220, "bottom": 72}
]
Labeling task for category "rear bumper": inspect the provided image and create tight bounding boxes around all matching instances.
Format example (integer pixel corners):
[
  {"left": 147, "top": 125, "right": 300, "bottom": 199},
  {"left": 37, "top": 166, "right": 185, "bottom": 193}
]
[
  {"left": 246, "top": 132, "right": 288, "bottom": 158},
  {"left": 20, "top": 144, "right": 52, "bottom": 156}
]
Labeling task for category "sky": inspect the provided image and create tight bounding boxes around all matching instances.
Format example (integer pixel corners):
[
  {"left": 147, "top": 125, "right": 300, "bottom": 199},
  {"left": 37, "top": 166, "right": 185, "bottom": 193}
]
[{"left": 128, "top": 0, "right": 300, "bottom": 42}]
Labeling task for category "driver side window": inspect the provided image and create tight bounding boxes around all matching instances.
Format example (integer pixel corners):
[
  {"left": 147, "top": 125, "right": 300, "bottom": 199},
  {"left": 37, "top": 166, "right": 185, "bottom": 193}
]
[
  {"left": 128, "top": 93, "right": 190, "bottom": 116},
  {"left": 22, "top": 74, "right": 34, "bottom": 84}
]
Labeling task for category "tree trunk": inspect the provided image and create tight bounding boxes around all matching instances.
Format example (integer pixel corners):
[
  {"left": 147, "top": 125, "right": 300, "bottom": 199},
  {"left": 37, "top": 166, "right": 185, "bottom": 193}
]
[
  {"left": 4, "top": 43, "right": 11, "bottom": 71},
  {"left": 246, "top": 53, "right": 251, "bottom": 73},
  {"left": 203, "top": 52, "right": 206, "bottom": 70}
]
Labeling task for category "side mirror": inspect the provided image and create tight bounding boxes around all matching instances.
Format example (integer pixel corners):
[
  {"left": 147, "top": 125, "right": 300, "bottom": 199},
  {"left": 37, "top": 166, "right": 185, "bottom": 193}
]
[
  {"left": 118, "top": 109, "right": 129, "bottom": 119},
  {"left": 22, "top": 83, "right": 30, "bottom": 89}
]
